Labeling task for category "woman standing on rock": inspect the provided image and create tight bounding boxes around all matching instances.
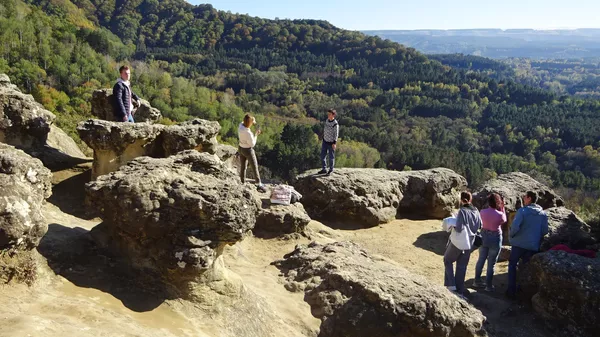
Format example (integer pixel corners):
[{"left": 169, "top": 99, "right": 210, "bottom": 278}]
[
  {"left": 473, "top": 193, "right": 506, "bottom": 292},
  {"left": 238, "top": 114, "right": 267, "bottom": 193},
  {"left": 444, "top": 191, "right": 483, "bottom": 299}
]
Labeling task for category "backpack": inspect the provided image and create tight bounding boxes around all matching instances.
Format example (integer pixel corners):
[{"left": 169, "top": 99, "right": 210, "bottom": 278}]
[{"left": 270, "top": 185, "right": 302, "bottom": 205}]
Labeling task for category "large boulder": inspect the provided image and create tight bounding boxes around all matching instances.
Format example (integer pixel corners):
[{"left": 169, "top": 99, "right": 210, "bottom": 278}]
[
  {"left": 77, "top": 118, "right": 221, "bottom": 179},
  {"left": 255, "top": 203, "right": 311, "bottom": 237},
  {"left": 274, "top": 241, "right": 487, "bottom": 337},
  {"left": 0, "top": 74, "right": 88, "bottom": 168},
  {"left": 85, "top": 151, "right": 260, "bottom": 300},
  {"left": 91, "top": 89, "right": 162, "bottom": 123},
  {"left": 294, "top": 168, "right": 466, "bottom": 227},
  {"left": 520, "top": 250, "right": 600, "bottom": 337},
  {"left": 0, "top": 144, "right": 51, "bottom": 284},
  {"left": 542, "top": 207, "right": 596, "bottom": 251},
  {"left": 473, "top": 172, "right": 565, "bottom": 245},
  {"left": 473, "top": 172, "right": 564, "bottom": 212},
  {"left": 0, "top": 74, "right": 55, "bottom": 150}
]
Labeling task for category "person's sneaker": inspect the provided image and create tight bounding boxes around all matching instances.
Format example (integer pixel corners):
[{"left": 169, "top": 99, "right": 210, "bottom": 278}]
[
  {"left": 326, "top": 170, "right": 333, "bottom": 176},
  {"left": 473, "top": 279, "right": 485, "bottom": 288},
  {"left": 317, "top": 169, "right": 327, "bottom": 174},
  {"left": 453, "top": 292, "right": 469, "bottom": 301},
  {"left": 485, "top": 285, "right": 495, "bottom": 292},
  {"left": 446, "top": 286, "right": 457, "bottom": 292},
  {"left": 257, "top": 184, "right": 268, "bottom": 193}
]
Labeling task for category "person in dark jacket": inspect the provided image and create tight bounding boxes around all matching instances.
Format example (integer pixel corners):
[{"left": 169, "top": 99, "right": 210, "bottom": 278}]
[
  {"left": 317, "top": 109, "right": 339, "bottom": 175},
  {"left": 113, "top": 65, "right": 140, "bottom": 122},
  {"left": 506, "top": 191, "right": 549, "bottom": 299},
  {"left": 444, "top": 191, "right": 483, "bottom": 298}
]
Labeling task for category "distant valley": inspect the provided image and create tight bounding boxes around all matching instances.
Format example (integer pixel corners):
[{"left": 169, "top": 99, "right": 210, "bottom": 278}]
[{"left": 363, "top": 29, "right": 600, "bottom": 59}]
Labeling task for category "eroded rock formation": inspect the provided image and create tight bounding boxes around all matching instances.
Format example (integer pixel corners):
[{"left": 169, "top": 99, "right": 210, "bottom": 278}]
[
  {"left": 294, "top": 168, "right": 466, "bottom": 227},
  {"left": 77, "top": 119, "right": 220, "bottom": 179},
  {"left": 86, "top": 151, "right": 260, "bottom": 300},
  {"left": 0, "top": 74, "right": 87, "bottom": 168},
  {"left": 520, "top": 250, "right": 600, "bottom": 337},
  {"left": 274, "top": 241, "right": 488, "bottom": 337},
  {"left": 542, "top": 207, "right": 596, "bottom": 251},
  {"left": 255, "top": 203, "right": 311, "bottom": 237},
  {"left": 0, "top": 144, "right": 51, "bottom": 284}
]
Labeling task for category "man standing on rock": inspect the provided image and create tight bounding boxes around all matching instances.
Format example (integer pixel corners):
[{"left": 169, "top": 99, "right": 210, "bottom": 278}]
[
  {"left": 318, "top": 109, "right": 339, "bottom": 175},
  {"left": 506, "top": 191, "right": 549, "bottom": 299},
  {"left": 113, "top": 65, "right": 140, "bottom": 123}
]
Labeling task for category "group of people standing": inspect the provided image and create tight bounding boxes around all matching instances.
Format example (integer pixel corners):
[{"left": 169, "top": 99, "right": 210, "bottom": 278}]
[
  {"left": 111, "top": 66, "right": 341, "bottom": 193},
  {"left": 444, "top": 191, "right": 549, "bottom": 300},
  {"left": 236, "top": 109, "right": 340, "bottom": 192}
]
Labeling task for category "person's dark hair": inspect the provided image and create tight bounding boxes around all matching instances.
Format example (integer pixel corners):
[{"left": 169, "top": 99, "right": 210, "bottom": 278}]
[
  {"left": 328, "top": 109, "right": 337, "bottom": 116},
  {"left": 460, "top": 191, "right": 472, "bottom": 204},
  {"left": 488, "top": 193, "right": 503, "bottom": 211},
  {"left": 526, "top": 191, "right": 538, "bottom": 204},
  {"left": 119, "top": 65, "right": 130, "bottom": 74}
]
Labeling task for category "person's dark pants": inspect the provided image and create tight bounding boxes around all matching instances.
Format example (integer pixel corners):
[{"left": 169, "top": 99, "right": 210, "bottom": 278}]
[
  {"left": 507, "top": 246, "right": 536, "bottom": 296},
  {"left": 321, "top": 141, "right": 335, "bottom": 172},
  {"left": 475, "top": 230, "right": 502, "bottom": 287},
  {"left": 444, "top": 241, "right": 472, "bottom": 294},
  {"left": 238, "top": 146, "right": 261, "bottom": 184}
]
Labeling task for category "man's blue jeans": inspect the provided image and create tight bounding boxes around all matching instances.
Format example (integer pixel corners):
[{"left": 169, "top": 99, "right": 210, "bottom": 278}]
[
  {"left": 321, "top": 141, "right": 335, "bottom": 172},
  {"left": 127, "top": 114, "right": 135, "bottom": 123},
  {"left": 475, "top": 230, "right": 502, "bottom": 287},
  {"left": 507, "top": 246, "right": 536, "bottom": 296}
]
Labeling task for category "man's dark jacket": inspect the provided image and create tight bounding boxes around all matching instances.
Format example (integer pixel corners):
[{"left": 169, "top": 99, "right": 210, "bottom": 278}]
[{"left": 112, "top": 80, "right": 139, "bottom": 121}]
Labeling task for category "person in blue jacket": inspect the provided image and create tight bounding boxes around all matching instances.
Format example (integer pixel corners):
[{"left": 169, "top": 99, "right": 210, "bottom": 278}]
[{"left": 506, "top": 190, "right": 549, "bottom": 299}]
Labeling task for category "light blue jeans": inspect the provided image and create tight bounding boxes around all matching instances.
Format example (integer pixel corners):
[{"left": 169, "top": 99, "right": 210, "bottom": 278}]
[{"left": 475, "top": 230, "right": 502, "bottom": 287}]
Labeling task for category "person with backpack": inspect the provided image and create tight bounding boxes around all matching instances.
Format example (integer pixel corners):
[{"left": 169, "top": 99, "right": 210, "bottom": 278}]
[
  {"left": 317, "top": 109, "right": 339, "bottom": 175},
  {"left": 238, "top": 114, "right": 267, "bottom": 193},
  {"left": 473, "top": 193, "right": 506, "bottom": 292},
  {"left": 443, "top": 191, "right": 483, "bottom": 299},
  {"left": 506, "top": 191, "right": 548, "bottom": 299}
]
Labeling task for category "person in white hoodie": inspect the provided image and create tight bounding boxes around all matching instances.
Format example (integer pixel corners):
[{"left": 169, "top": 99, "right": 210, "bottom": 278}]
[{"left": 238, "top": 114, "right": 267, "bottom": 193}]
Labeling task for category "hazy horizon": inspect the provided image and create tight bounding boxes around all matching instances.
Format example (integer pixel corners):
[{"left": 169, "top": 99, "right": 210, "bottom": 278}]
[{"left": 189, "top": 0, "right": 600, "bottom": 31}]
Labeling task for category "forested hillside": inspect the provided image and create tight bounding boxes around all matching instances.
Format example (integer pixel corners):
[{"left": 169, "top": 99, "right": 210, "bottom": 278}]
[{"left": 3, "top": 0, "right": 600, "bottom": 201}]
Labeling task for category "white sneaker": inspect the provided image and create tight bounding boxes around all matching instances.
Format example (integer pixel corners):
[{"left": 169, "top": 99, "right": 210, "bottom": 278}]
[{"left": 446, "top": 286, "right": 457, "bottom": 291}]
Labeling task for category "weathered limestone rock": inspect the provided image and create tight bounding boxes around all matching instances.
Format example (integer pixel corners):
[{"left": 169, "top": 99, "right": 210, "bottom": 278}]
[
  {"left": 91, "top": 89, "right": 162, "bottom": 123},
  {"left": 77, "top": 118, "right": 220, "bottom": 179},
  {"left": 255, "top": 203, "right": 311, "bottom": 236},
  {"left": 542, "top": 207, "right": 596, "bottom": 251},
  {"left": 215, "top": 144, "right": 239, "bottom": 172},
  {"left": 473, "top": 172, "right": 564, "bottom": 212},
  {"left": 86, "top": 151, "right": 260, "bottom": 300},
  {"left": 520, "top": 250, "right": 600, "bottom": 337},
  {"left": 473, "top": 172, "right": 564, "bottom": 245},
  {"left": 159, "top": 119, "right": 220, "bottom": 157},
  {"left": 294, "top": 168, "right": 466, "bottom": 227},
  {"left": 274, "top": 241, "right": 488, "bottom": 337},
  {"left": 0, "top": 74, "right": 88, "bottom": 168},
  {"left": 0, "top": 144, "right": 51, "bottom": 284},
  {"left": 0, "top": 74, "right": 54, "bottom": 150}
]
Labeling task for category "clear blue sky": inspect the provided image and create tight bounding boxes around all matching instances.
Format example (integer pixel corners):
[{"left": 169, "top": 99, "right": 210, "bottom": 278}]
[{"left": 187, "top": 0, "right": 598, "bottom": 30}]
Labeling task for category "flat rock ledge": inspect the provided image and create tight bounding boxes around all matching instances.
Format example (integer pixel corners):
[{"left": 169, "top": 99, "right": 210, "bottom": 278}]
[
  {"left": 77, "top": 118, "right": 220, "bottom": 179},
  {"left": 293, "top": 168, "right": 467, "bottom": 228},
  {"left": 274, "top": 241, "right": 488, "bottom": 337}
]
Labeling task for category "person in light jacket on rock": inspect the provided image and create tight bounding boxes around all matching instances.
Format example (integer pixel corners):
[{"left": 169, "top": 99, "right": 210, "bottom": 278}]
[
  {"left": 113, "top": 65, "right": 140, "bottom": 123},
  {"left": 238, "top": 114, "right": 267, "bottom": 193},
  {"left": 506, "top": 190, "right": 548, "bottom": 299},
  {"left": 318, "top": 109, "right": 339, "bottom": 175},
  {"left": 444, "top": 191, "right": 483, "bottom": 299}
]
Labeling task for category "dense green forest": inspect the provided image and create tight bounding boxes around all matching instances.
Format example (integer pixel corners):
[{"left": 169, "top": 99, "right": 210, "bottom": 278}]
[{"left": 3, "top": 0, "right": 600, "bottom": 219}]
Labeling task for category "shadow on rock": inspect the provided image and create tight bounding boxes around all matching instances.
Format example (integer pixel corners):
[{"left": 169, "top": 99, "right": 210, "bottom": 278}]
[
  {"left": 48, "top": 169, "right": 96, "bottom": 220},
  {"left": 37, "top": 223, "right": 169, "bottom": 312},
  {"left": 412, "top": 231, "right": 449, "bottom": 256},
  {"left": 36, "top": 146, "right": 92, "bottom": 172}
]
